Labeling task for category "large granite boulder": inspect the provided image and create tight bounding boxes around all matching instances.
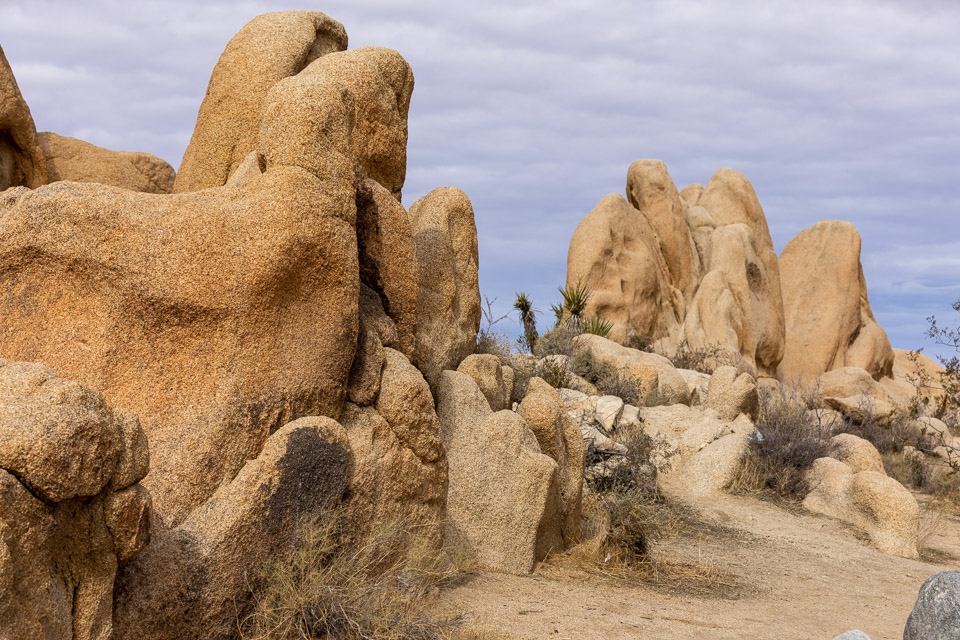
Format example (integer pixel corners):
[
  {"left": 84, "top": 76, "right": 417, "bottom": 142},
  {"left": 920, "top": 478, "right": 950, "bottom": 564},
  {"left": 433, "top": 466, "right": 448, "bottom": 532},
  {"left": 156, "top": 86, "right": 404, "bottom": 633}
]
[
  {"left": 0, "top": 45, "right": 46, "bottom": 190},
  {"left": 436, "top": 370, "right": 562, "bottom": 574},
  {"left": 408, "top": 187, "right": 481, "bottom": 388},
  {"left": 779, "top": 220, "right": 894, "bottom": 383},
  {"left": 38, "top": 132, "right": 175, "bottom": 194},
  {"left": 802, "top": 457, "right": 919, "bottom": 558},
  {"left": 0, "top": 361, "right": 151, "bottom": 640},
  {"left": 114, "top": 417, "right": 350, "bottom": 640},
  {"left": 518, "top": 377, "right": 585, "bottom": 546},
  {"left": 173, "top": 11, "right": 348, "bottom": 192}
]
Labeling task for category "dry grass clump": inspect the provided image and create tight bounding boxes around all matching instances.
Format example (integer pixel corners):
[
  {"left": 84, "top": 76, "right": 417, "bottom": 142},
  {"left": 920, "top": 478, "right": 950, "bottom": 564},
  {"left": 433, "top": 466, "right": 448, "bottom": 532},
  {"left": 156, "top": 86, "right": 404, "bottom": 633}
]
[
  {"left": 661, "top": 340, "right": 735, "bottom": 375},
  {"left": 242, "top": 511, "right": 467, "bottom": 640},
  {"left": 730, "top": 387, "right": 830, "bottom": 502}
]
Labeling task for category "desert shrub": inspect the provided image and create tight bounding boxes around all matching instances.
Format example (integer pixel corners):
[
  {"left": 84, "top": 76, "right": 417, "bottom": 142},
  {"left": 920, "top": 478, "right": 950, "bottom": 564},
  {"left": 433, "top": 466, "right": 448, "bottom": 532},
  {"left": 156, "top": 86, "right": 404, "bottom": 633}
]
[
  {"left": 663, "top": 340, "right": 732, "bottom": 375},
  {"left": 568, "top": 348, "right": 643, "bottom": 405},
  {"left": 626, "top": 333, "right": 654, "bottom": 353},
  {"left": 532, "top": 324, "right": 578, "bottom": 358},
  {"left": 882, "top": 450, "right": 932, "bottom": 491},
  {"left": 583, "top": 316, "right": 613, "bottom": 338},
  {"left": 730, "top": 388, "right": 830, "bottom": 502},
  {"left": 588, "top": 426, "right": 674, "bottom": 497},
  {"left": 475, "top": 328, "right": 513, "bottom": 359},
  {"left": 533, "top": 357, "right": 570, "bottom": 390},
  {"left": 243, "top": 511, "right": 464, "bottom": 640}
]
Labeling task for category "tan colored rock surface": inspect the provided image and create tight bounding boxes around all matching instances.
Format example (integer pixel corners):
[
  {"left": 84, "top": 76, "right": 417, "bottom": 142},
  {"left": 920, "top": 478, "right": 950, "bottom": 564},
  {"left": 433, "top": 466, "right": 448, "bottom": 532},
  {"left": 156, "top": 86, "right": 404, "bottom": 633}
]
[
  {"left": 803, "top": 458, "right": 919, "bottom": 558},
  {"left": 174, "top": 11, "right": 348, "bottom": 192},
  {"left": 347, "top": 316, "right": 384, "bottom": 406},
  {"left": 356, "top": 177, "right": 418, "bottom": 356},
  {"left": 38, "top": 132, "right": 175, "bottom": 193},
  {"left": 829, "top": 433, "right": 884, "bottom": 474},
  {"left": 707, "top": 365, "right": 759, "bottom": 421},
  {"left": 682, "top": 429, "right": 751, "bottom": 496},
  {"left": 0, "top": 362, "right": 151, "bottom": 640},
  {"left": 458, "top": 353, "right": 513, "bottom": 411},
  {"left": 436, "top": 370, "right": 562, "bottom": 573},
  {"left": 575, "top": 334, "right": 691, "bottom": 405},
  {"left": 679, "top": 182, "right": 704, "bottom": 206},
  {"left": 114, "top": 417, "right": 351, "bottom": 640},
  {"left": 0, "top": 45, "right": 46, "bottom": 190},
  {"left": 0, "top": 35, "right": 380, "bottom": 522},
  {"left": 779, "top": 221, "right": 894, "bottom": 383},
  {"left": 566, "top": 193, "right": 678, "bottom": 344},
  {"left": 626, "top": 159, "right": 700, "bottom": 294},
  {"left": 518, "top": 377, "right": 585, "bottom": 546},
  {"left": 408, "top": 187, "right": 481, "bottom": 387}
]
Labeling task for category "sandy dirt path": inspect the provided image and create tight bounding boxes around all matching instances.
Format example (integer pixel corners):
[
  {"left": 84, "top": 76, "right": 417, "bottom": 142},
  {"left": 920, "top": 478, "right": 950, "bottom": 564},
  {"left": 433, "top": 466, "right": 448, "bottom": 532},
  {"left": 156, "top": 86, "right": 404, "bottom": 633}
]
[{"left": 441, "top": 480, "right": 960, "bottom": 640}]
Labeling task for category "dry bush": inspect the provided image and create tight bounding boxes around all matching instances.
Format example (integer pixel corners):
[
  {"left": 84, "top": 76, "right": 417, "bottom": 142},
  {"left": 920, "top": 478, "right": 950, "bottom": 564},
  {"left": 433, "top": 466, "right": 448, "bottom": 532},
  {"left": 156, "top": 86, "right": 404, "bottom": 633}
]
[
  {"left": 474, "top": 329, "right": 513, "bottom": 359},
  {"left": 661, "top": 340, "right": 735, "bottom": 375},
  {"left": 730, "top": 387, "right": 830, "bottom": 502},
  {"left": 882, "top": 450, "right": 931, "bottom": 490},
  {"left": 569, "top": 348, "right": 643, "bottom": 405},
  {"left": 242, "top": 511, "right": 467, "bottom": 640},
  {"left": 625, "top": 332, "right": 654, "bottom": 353},
  {"left": 532, "top": 324, "right": 578, "bottom": 358}
]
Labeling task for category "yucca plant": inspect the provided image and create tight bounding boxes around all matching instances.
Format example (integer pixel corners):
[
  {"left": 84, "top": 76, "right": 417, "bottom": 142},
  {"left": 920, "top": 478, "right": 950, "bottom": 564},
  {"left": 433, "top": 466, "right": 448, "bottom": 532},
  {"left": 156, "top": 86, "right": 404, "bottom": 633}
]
[
  {"left": 557, "top": 282, "right": 591, "bottom": 332},
  {"left": 513, "top": 292, "right": 539, "bottom": 352},
  {"left": 583, "top": 316, "right": 614, "bottom": 338},
  {"left": 550, "top": 302, "right": 565, "bottom": 327}
]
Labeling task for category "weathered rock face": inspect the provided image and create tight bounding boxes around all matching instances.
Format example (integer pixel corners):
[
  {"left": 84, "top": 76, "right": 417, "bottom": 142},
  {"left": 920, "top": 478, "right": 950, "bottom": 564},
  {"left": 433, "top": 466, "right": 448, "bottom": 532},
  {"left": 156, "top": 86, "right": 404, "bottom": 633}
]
[
  {"left": 518, "top": 377, "right": 585, "bottom": 546},
  {"left": 779, "top": 221, "right": 894, "bottom": 383},
  {"left": 706, "top": 365, "right": 759, "bottom": 422},
  {"left": 566, "top": 163, "right": 785, "bottom": 376},
  {"left": 904, "top": 571, "right": 960, "bottom": 640},
  {"left": 0, "top": 39, "right": 440, "bottom": 527},
  {"left": 436, "top": 370, "right": 562, "bottom": 574},
  {"left": 174, "top": 11, "right": 348, "bottom": 192},
  {"left": 566, "top": 193, "right": 678, "bottom": 344},
  {"left": 114, "top": 417, "right": 350, "bottom": 640},
  {"left": 408, "top": 187, "right": 481, "bottom": 388},
  {"left": 802, "top": 457, "right": 919, "bottom": 558},
  {"left": 0, "top": 45, "right": 46, "bottom": 190},
  {"left": 38, "top": 132, "right": 176, "bottom": 194},
  {"left": 457, "top": 353, "right": 513, "bottom": 411},
  {"left": 575, "top": 333, "right": 691, "bottom": 405},
  {"left": 0, "top": 360, "right": 151, "bottom": 640}
]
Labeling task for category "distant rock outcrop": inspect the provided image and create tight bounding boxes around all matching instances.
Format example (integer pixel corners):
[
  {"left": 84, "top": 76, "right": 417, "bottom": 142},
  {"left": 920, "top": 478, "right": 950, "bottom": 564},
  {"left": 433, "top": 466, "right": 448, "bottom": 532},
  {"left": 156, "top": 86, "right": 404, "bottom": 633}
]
[
  {"left": 0, "top": 45, "right": 46, "bottom": 190},
  {"left": 779, "top": 220, "right": 894, "bottom": 383},
  {"left": 567, "top": 162, "right": 785, "bottom": 377}
]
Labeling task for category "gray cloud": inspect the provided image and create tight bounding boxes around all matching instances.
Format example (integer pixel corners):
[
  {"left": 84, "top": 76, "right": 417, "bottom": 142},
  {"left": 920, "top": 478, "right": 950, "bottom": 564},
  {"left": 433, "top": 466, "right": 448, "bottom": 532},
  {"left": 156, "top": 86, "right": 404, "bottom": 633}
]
[{"left": 2, "top": 0, "right": 958, "bottom": 359}]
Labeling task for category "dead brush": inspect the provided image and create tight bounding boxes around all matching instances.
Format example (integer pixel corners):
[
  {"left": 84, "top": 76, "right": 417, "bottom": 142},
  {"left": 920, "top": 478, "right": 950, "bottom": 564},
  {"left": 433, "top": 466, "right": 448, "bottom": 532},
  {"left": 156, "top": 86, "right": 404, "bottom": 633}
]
[
  {"left": 242, "top": 510, "right": 467, "bottom": 640},
  {"left": 729, "top": 386, "right": 830, "bottom": 503}
]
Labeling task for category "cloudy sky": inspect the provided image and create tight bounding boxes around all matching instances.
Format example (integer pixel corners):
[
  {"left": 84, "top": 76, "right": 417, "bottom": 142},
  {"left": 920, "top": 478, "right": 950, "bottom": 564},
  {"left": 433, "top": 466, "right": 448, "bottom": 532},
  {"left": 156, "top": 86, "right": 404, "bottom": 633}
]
[{"left": 2, "top": 0, "right": 958, "bottom": 358}]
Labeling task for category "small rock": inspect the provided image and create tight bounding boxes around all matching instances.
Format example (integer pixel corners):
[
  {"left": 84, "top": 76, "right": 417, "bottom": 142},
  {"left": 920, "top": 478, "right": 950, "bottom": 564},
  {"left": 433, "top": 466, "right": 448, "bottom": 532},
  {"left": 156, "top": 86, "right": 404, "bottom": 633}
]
[
  {"left": 904, "top": 571, "right": 960, "bottom": 640},
  {"left": 595, "top": 395, "right": 625, "bottom": 431}
]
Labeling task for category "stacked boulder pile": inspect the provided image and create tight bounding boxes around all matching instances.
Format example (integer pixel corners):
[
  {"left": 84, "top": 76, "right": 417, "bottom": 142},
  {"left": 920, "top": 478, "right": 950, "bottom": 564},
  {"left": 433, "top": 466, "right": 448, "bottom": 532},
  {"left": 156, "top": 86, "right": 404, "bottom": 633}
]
[{"left": 0, "top": 12, "right": 580, "bottom": 639}]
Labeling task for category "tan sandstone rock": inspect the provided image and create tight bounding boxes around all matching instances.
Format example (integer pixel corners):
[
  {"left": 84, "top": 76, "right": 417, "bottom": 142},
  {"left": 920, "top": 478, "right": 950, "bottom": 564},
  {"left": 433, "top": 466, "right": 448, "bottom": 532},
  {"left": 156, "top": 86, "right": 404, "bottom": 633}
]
[
  {"left": 0, "top": 45, "right": 46, "bottom": 190},
  {"left": 803, "top": 457, "right": 919, "bottom": 558},
  {"left": 518, "top": 377, "right": 585, "bottom": 546},
  {"left": 437, "top": 370, "right": 562, "bottom": 573},
  {"left": 38, "top": 132, "right": 175, "bottom": 194},
  {"left": 174, "top": 11, "right": 348, "bottom": 192},
  {"left": 0, "top": 361, "right": 151, "bottom": 640},
  {"left": 779, "top": 220, "right": 894, "bottom": 383},
  {"left": 408, "top": 187, "right": 481, "bottom": 387},
  {"left": 626, "top": 159, "right": 700, "bottom": 295},
  {"left": 458, "top": 353, "right": 513, "bottom": 411},
  {"left": 707, "top": 365, "right": 760, "bottom": 421},
  {"left": 574, "top": 333, "right": 691, "bottom": 405},
  {"left": 682, "top": 428, "right": 752, "bottom": 497},
  {"left": 829, "top": 433, "right": 884, "bottom": 474},
  {"left": 114, "top": 417, "right": 351, "bottom": 640},
  {"left": 566, "top": 192, "right": 678, "bottom": 344}
]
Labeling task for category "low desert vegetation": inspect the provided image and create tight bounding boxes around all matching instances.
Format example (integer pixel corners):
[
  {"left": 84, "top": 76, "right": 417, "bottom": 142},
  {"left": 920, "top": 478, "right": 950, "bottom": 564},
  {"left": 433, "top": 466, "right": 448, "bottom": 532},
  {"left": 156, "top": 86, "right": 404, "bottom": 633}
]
[
  {"left": 730, "top": 386, "right": 830, "bottom": 503},
  {"left": 243, "top": 511, "right": 468, "bottom": 640}
]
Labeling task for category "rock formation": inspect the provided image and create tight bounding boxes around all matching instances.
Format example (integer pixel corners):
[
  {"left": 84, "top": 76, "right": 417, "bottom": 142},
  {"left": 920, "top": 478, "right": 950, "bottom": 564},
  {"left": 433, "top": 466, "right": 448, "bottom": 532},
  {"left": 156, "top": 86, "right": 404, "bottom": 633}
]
[
  {"left": 437, "top": 370, "right": 563, "bottom": 573},
  {"left": 37, "top": 132, "right": 176, "bottom": 194},
  {"left": 567, "top": 162, "right": 785, "bottom": 377},
  {"left": 0, "top": 11, "right": 482, "bottom": 636},
  {"left": 779, "top": 220, "right": 894, "bottom": 383},
  {"left": 0, "top": 45, "right": 46, "bottom": 190},
  {"left": 0, "top": 360, "right": 151, "bottom": 640}
]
